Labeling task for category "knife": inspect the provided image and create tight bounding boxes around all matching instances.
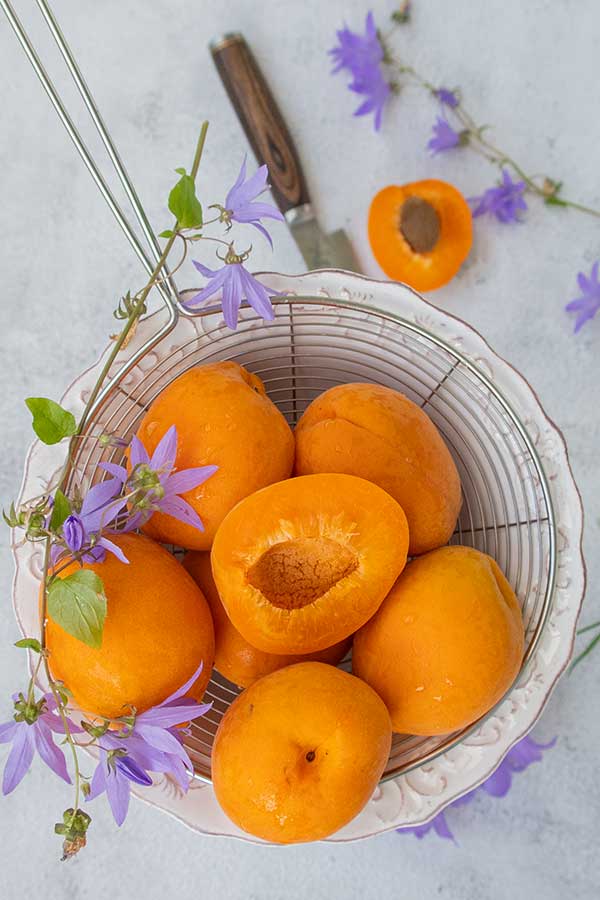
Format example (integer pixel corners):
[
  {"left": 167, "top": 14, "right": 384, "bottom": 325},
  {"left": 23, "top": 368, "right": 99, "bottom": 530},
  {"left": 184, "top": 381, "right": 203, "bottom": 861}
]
[{"left": 210, "top": 32, "right": 360, "bottom": 273}]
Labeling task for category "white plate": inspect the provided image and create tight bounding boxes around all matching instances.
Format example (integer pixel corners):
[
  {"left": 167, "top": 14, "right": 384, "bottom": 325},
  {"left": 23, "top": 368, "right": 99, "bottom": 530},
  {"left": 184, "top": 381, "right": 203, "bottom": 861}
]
[{"left": 11, "top": 271, "right": 585, "bottom": 843}]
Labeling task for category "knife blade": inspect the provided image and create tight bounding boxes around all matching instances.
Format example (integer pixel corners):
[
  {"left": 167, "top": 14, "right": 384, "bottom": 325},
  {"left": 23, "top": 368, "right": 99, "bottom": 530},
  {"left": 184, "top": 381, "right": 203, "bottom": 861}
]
[{"left": 210, "top": 33, "right": 361, "bottom": 273}]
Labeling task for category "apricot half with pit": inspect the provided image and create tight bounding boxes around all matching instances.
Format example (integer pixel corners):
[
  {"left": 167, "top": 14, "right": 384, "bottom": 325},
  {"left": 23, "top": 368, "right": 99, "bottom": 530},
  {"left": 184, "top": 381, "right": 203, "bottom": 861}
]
[
  {"left": 135, "top": 361, "right": 294, "bottom": 551},
  {"left": 212, "top": 662, "right": 392, "bottom": 843},
  {"left": 352, "top": 546, "right": 525, "bottom": 735},
  {"left": 183, "top": 551, "right": 351, "bottom": 687},
  {"left": 294, "top": 382, "right": 462, "bottom": 556},
  {"left": 211, "top": 473, "right": 409, "bottom": 654}
]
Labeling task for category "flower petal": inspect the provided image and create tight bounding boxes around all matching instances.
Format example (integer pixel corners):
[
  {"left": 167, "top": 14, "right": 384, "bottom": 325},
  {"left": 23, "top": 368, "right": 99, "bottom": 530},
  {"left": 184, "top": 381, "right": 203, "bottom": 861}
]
[
  {"left": 184, "top": 266, "right": 231, "bottom": 308},
  {"left": 33, "top": 719, "right": 71, "bottom": 783},
  {"left": 96, "top": 535, "right": 129, "bottom": 564},
  {"left": 159, "top": 495, "right": 204, "bottom": 531},
  {"left": 225, "top": 155, "right": 247, "bottom": 208},
  {"left": 221, "top": 265, "right": 242, "bottom": 329},
  {"left": 138, "top": 700, "right": 212, "bottom": 730},
  {"left": 191, "top": 259, "right": 221, "bottom": 279},
  {"left": 115, "top": 754, "right": 153, "bottom": 786},
  {"left": 165, "top": 465, "right": 218, "bottom": 496},
  {"left": 158, "top": 661, "right": 205, "bottom": 707},
  {"left": 239, "top": 268, "right": 276, "bottom": 321},
  {"left": 481, "top": 763, "right": 512, "bottom": 797},
  {"left": 2, "top": 724, "right": 35, "bottom": 794},
  {"left": 0, "top": 720, "right": 18, "bottom": 743},
  {"left": 105, "top": 769, "right": 131, "bottom": 826},
  {"left": 129, "top": 435, "right": 149, "bottom": 470},
  {"left": 86, "top": 755, "right": 107, "bottom": 800},
  {"left": 150, "top": 425, "right": 178, "bottom": 472},
  {"left": 99, "top": 461, "right": 128, "bottom": 481}
]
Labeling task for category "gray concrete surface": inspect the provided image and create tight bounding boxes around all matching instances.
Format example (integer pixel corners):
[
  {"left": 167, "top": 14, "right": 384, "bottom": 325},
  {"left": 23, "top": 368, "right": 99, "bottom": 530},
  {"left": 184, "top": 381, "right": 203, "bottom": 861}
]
[{"left": 1, "top": 1, "right": 598, "bottom": 897}]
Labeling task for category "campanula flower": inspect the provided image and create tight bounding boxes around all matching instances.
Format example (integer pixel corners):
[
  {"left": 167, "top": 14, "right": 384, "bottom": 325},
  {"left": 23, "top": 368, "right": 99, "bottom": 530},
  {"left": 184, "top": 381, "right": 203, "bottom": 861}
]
[
  {"left": 427, "top": 117, "right": 463, "bottom": 154},
  {"left": 86, "top": 663, "right": 211, "bottom": 824},
  {"left": 220, "top": 157, "right": 284, "bottom": 247},
  {"left": 470, "top": 169, "right": 528, "bottom": 223},
  {"left": 101, "top": 426, "right": 217, "bottom": 533},
  {"left": 565, "top": 261, "right": 600, "bottom": 332},
  {"left": 434, "top": 87, "right": 459, "bottom": 108},
  {"left": 53, "top": 478, "right": 129, "bottom": 566},
  {"left": 330, "top": 12, "right": 391, "bottom": 131},
  {"left": 0, "top": 692, "right": 81, "bottom": 794},
  {"left": 185, "top": 252, "right": 278, "bottom": 330}
]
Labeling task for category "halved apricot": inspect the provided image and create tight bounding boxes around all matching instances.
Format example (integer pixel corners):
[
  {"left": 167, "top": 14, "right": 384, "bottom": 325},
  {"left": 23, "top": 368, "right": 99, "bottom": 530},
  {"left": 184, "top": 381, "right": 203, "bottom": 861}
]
[
  {"left": 368, "top": 179, "right": 473, "bottom": 291},
  {"left": 211, "top": 473, "right": 409, "bottom": 654},
  {"left": 183, "top": 551, "right": 351, "bottom": 687}
]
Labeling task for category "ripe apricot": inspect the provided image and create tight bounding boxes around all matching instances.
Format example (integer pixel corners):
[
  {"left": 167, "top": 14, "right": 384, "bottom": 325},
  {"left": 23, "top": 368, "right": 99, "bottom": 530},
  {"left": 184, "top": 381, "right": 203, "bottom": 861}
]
[
  {"left": 353, "top": 546, "right": 525, "bottom": 735},
  {"left": 183, "top": 551, "right": 351, "bottom": 687},
  {"left": 46, "top": 533, "right": 215, "bottom": 718},
  {"left": 136, "top": 361, "right": 294, "bottom": 550},
  {"left": 294, "top": 382, "right": 461, "bottom": 555},
  {"left": 212, "top": 662, "right": 392, "bottom": 843},
  {"left": 211, "top": 473, "right": 409, "bottom": 654}
]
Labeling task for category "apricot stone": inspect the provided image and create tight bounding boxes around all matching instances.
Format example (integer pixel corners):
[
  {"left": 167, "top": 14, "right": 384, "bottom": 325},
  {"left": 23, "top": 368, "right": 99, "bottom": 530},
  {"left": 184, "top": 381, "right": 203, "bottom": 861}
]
[
  {"left": 294, "top": 382, "right": 462, "bottom": 555},
  {"left": 353, "top": 546, "right": 525, "bottom": 735}
]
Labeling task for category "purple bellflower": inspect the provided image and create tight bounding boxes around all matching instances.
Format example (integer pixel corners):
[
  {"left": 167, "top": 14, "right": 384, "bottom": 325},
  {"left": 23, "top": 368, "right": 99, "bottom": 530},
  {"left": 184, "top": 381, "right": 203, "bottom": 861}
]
[
  {"left": 398, "top": 734, "right": 556, "bottom": 843},
  {"left": 330, "top": 12, "right": 391, "bottom": 131},
  {"left": 55, "top": 477, "right": 129, "bottom": 566},
  {"left": 185, "top": 254, "right": 278, "bottom": 330},
  {"left": 435, "top": 87, "right": 459, "bottom": 108},
  {"left": 87, "top": 662, "right": 211, "bottom": 825},
  {"left": 101, "top": 425, "right": 217, "bottom": 533},
  {"left": 470, "top": 169, "right": 528, "bottom": 223},
  {"left": 427, "top": 117, "right": 463, "bottom": 154},
  {"left": 220, "top": 156, "right": 284, "bottom": 247},
  {"left": 565, "top": 261, "right": 600, "bottom": 332},
  {"left": 0, "top": 692, "right": 81, "bottom": 795}
]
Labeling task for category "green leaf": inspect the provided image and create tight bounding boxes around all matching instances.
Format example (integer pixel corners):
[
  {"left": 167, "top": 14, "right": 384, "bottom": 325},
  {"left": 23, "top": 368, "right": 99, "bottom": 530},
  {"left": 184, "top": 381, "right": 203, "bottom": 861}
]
[
  {"left": 47, "top": 570, "right": 107, "bottom": 649},
  {"left": 49, "top": 489, "right": 71, "bottom": 531},
  {"left": 158, "top": 229, "right": 175, "bottom": 238},
  {"left": 15, "top": 637, "right": 41, "bottom": 653},
  {"left": 25, "top": 398, "right": 77, "bottom": 445},
  {"left": 168, "top": 168, "right": 203, "bottom": 229}
]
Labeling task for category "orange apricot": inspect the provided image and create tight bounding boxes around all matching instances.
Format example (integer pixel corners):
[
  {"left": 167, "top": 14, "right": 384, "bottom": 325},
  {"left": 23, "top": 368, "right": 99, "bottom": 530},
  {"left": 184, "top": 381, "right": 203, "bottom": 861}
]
[
  {"left": 211, "top": 473, "right": 409, "bottom": 654},
  {"left": 135, "top": 361, "right": 294, "bottom": 550},
  {"left": 294, "top": 382, "right": 461, "bottom": 555},
  {"left": 183, "top": 551, "right": 351, "bottom": 687},
  {"left": 46, "top": 533, "right": 215, "bottom": 718},
  {"left": 353, "top": 546, "right": 525, "bottom": 735},
  {"left": 212, "top": 662, "right": 392, "bottom": 843},
  {"left": 368, "top": 179, "right": 473, "bottom": 291}
]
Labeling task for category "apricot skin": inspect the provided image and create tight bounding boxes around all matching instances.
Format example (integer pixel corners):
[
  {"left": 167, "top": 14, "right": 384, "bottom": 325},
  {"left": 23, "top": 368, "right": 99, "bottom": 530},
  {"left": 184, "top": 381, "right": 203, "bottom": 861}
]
[
  {"left": 294, "top": 382, "right": 462, "bottom": 556},
  {"left": 212, "top": 662, "right": 392, "bottom": 843},
  {"left": 183, "top": 551, "right": 351, "bottom": 687},
  {"left": 353, "top": 546, "right": 525, "bottom": 736},
  {"left": 211, "top": 473, "right": 409, "bottom": 655},
  {"left": 136, "top": 361, "right": 294, "bottom": 551}
]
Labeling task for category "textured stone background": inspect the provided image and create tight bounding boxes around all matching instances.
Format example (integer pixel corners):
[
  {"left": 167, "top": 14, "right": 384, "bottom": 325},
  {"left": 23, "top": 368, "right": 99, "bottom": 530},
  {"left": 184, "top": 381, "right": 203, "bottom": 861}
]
[{"left": 1, "top": 1, "right": 598, "bottom": 897}]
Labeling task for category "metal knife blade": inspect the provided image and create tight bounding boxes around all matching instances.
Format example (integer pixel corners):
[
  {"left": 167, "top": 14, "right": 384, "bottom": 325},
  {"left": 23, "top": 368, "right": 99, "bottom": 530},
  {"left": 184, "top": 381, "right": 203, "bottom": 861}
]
[{"left": 210, "top": 33, "right": 361, "bottom": 273}]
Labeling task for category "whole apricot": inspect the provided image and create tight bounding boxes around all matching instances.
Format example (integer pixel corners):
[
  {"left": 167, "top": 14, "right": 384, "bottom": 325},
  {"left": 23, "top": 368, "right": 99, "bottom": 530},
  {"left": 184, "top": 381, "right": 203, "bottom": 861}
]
[
  {"left": 183, "top": 551, "right": 350, "bottom": 687},
  {"left": 353, "top": 546, "right": 524, "bottom": 735},
  {"left": 211, "top": 473, "right": 409, "bottom": 654},
  {"left": 46, "top": 533, "right": 215, "bottom": 718},
  {"left": 294, "top": 382, "right": 461, "bottom": 555},
  {"left": 136, "top": 361, "right": 294, "bottom": 550},
  {"left": 212, "top": 662, "right": 392, "bottom": 843}
]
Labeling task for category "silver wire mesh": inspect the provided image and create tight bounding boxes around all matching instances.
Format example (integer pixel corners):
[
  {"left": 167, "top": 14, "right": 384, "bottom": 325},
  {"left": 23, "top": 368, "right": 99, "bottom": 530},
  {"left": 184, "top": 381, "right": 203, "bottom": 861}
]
[{"left": 70, "top": 296, "right": 555, "bottom": 783}]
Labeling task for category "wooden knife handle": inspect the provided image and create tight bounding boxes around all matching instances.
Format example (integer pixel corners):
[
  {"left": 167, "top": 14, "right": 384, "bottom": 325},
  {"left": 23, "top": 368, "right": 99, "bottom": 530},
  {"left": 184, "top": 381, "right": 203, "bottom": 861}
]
[{"left": 210, "top": 33, "right": 311, "bottom": 214}]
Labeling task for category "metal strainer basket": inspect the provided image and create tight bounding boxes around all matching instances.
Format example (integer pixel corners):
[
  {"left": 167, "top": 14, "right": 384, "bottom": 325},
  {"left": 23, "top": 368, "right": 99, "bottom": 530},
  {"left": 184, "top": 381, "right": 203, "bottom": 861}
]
[
  {"left": 4, "top": 0, "right": 556, "bottom": 789},
  {"left": 69, "top": 292, "right": 556, "bottom": 783}
]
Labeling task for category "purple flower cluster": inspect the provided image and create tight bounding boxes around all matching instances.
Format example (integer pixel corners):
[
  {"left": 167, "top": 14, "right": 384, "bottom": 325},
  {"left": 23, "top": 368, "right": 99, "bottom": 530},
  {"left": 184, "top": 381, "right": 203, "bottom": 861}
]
[
  {"left": 87, "top": 662, "right": 211, "bottom": 825},
  {"left": 329, "top": 12, "right": 391, "bottom": 131},
  {"left": 398, "top": 734, "right": 556, "bottom": 843},
  {"left": 470, "top": 169, "right": 528, "bottom": 223}
]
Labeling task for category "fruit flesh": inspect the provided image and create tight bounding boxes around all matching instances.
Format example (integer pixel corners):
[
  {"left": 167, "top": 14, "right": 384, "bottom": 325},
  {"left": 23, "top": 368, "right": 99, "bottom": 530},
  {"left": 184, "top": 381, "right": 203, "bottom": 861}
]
[{"left": 211, "top": 473, "right": 409, "bottom": 654}]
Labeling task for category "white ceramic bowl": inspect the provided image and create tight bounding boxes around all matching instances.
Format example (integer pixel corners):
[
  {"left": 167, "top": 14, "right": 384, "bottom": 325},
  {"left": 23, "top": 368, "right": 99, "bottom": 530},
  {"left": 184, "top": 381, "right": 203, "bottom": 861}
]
[{"left": 11, "top": 270, "right": 584, "bottom": 842}]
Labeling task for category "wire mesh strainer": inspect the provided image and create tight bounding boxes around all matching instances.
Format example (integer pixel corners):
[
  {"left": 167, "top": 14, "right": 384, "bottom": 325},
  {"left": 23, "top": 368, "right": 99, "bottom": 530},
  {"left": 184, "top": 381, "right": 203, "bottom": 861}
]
[{"left": 3, "top": 0, "right": 556, "bottom": 787}]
